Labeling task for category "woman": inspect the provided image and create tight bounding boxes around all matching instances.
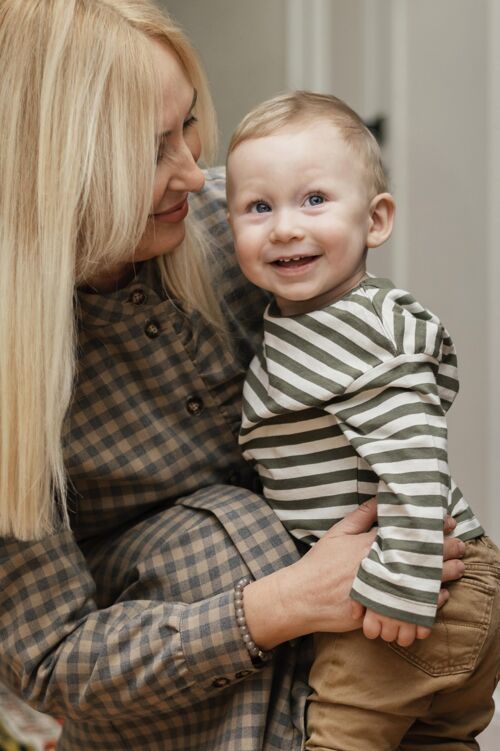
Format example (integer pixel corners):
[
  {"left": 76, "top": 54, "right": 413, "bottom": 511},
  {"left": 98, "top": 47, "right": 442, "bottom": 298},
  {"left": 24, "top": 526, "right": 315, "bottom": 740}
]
[{"left": 0, "top": 1, "right": 464, "bottom": 749}]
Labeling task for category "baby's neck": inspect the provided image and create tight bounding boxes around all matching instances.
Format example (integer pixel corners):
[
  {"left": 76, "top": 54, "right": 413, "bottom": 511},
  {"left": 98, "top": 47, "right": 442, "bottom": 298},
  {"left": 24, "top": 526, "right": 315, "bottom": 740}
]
[{"left": 276, "top": 271, "right": 368, "bottom": 316}]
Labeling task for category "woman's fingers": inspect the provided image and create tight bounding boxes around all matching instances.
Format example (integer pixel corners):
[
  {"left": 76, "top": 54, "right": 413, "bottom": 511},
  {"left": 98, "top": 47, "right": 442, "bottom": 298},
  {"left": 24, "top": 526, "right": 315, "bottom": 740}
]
[
  {"left": 443, "top": 514, "right": 457, "bottom": 536},
  {"left": 437, "top": 587, "right": 450, "bottom": 609},
  {"left": 443, "top": 536, "right": 465, "bottom": 561},
  {"left": 442, "top": 536, "right": 465, "bottom": 583},
  {"left": 442, "top": 557, "right": 465, "bottom": 583}
]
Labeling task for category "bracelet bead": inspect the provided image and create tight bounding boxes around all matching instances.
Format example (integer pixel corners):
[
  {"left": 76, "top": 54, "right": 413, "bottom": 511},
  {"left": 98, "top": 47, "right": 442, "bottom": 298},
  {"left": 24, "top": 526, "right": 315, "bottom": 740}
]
[{"left": 233, "top": 576, "right": 273, "bottom": 666}]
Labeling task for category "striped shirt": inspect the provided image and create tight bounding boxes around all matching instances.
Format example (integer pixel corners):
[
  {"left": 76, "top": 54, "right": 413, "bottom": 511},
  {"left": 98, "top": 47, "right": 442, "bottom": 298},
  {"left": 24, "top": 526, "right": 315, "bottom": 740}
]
[{"left": 240, "top": 277, "right": 483, "bottom": 627}]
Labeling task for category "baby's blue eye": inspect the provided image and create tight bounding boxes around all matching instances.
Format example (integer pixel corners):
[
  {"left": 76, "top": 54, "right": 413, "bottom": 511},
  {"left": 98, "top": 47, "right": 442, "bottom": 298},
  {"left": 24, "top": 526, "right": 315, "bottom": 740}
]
[
  {"left": 306, "top": 194, "right": 325, "bottom": 207},
  {"left": 252, "top": 201, "right": 271, "bottom": 213}
]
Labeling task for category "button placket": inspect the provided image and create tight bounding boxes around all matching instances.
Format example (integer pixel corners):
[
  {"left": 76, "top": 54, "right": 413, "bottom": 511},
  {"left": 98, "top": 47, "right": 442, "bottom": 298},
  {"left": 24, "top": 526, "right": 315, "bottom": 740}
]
[{"left": 129, "top": 288, "right": 147, "bottom": 305}]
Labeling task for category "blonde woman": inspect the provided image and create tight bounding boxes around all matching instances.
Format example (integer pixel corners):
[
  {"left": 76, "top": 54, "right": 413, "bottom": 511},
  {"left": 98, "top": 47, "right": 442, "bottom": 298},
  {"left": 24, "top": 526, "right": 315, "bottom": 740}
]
[{"left": 0, "top": 1, "right": 465, "bottom": 748}]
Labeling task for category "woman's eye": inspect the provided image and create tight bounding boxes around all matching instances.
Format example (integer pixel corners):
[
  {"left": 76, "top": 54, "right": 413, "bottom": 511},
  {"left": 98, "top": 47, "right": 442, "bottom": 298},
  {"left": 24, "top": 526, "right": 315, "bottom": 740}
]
[
  {"left": 305, "top": 194, "right": 325, "bottom": 207},
  {"left": 251, "top": 201, "right": 271, "bottom": 213},
  {"left": 155, "top": 116, "right": 198, "bottom": 164},
  {"left": 183, "top": 114, "right": 198, "bottom": 130}
]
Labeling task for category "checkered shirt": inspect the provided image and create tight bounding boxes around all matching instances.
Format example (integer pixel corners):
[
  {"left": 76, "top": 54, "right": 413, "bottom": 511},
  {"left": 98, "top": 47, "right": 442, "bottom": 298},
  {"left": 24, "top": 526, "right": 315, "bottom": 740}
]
[{"left": 0, "top": 169, "right": 311, "bottom": 750}]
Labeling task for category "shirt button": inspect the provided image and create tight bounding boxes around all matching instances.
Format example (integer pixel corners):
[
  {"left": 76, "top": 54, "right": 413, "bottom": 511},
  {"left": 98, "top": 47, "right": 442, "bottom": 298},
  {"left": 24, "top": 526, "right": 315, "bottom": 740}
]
[
  {"left": 144, "top": 320, "right": 160, "bottom": 338},
  {"left": 211, "top": 677, "right": 231, "bottom": 688},
  {"left": 186, "top": 396, "right": 204, "bottom": 415},
  {"left": 129, "top": 288, "right": 147, "bottom": 305}
]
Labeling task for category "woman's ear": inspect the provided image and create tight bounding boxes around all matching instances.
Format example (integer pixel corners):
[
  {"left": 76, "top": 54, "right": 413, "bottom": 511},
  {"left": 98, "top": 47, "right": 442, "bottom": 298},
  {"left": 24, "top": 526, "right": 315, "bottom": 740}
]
[{"left": 366, "top": 193, "right": 395, "bottom": 248}]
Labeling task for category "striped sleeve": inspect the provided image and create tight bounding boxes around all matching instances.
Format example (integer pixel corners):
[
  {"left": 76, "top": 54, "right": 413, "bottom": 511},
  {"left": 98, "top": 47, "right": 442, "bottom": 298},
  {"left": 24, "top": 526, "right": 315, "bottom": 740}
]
[{"left": 331, "top": 291, "right": 452, "bottom": 627}]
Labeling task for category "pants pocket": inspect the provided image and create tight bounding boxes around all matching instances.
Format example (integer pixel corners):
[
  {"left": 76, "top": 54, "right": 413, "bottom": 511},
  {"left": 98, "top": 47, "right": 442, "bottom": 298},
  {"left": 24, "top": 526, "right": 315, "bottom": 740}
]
[{"left": 389, "top": 537, "right": 499, "bottom": 676}]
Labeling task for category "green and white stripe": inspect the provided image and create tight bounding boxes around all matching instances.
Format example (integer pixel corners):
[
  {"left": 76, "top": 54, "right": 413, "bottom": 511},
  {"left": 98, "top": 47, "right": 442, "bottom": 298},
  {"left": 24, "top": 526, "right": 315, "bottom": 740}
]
[{"left": 240, "top": 278, "right": 483, "bottom": 627}]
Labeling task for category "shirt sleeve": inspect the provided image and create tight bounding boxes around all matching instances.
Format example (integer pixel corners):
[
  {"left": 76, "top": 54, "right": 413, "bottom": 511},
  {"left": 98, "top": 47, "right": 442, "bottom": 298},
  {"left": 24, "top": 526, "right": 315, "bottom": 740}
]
[
  {"left": 0, "top": 529, "right": 259, "bottom": 721},
  {"left": 326, "top": 294, "right": 453, "bottom": 628}
]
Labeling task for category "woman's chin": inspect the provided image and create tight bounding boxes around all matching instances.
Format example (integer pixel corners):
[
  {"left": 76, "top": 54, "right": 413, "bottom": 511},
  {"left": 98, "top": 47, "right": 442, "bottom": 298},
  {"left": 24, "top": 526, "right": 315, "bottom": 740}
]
[{"left": 134, "top": 222, "right": 186, "bottom": 263}]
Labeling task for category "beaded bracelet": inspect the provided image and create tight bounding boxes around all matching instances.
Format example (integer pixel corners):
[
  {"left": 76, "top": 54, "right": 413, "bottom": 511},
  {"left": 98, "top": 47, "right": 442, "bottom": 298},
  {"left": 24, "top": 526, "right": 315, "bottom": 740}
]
[{"left": 234, "top": 577, "right": 273, "bottom": 667}]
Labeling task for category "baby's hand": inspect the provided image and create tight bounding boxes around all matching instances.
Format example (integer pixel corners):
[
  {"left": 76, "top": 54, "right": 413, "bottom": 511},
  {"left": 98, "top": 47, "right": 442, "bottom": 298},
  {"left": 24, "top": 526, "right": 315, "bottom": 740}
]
[{"left": 351, "top": 602, "right": 431, "bottom": 647}]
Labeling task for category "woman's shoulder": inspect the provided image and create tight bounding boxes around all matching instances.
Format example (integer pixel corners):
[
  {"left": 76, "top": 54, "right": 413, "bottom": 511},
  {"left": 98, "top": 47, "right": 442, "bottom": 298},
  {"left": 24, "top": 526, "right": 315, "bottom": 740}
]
[
  {"left": 189, "top": 166, "right": 228, "bottom": 230},
  {"left": 189, "top": 166, "right": 234, "bottom": 270},
  {"left": 190, "top": 167, "right": 270, "bottom": 348}
]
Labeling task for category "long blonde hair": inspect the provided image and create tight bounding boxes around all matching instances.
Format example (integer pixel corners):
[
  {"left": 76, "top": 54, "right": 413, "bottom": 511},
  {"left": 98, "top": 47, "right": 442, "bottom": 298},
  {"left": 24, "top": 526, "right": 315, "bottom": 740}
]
[{"left": 0, "top": 0, "right": 219, "bottom": 540}]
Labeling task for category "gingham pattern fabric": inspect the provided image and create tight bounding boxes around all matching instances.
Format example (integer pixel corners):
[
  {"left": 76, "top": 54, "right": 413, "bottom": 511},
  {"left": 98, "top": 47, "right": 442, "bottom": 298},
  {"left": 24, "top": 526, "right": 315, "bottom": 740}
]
[
  {"left": 0, "top": 169, "right": 311, "bottom": 749},
  {"left": 240, "top": 278, "right": 483, "bottom": 627}
]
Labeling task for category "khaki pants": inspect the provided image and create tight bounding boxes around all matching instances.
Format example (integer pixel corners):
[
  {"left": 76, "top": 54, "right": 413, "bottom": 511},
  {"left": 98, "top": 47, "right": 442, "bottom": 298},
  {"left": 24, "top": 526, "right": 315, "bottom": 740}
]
[{"left": 306, "top": 537, "right": 500, "bottom": 751}]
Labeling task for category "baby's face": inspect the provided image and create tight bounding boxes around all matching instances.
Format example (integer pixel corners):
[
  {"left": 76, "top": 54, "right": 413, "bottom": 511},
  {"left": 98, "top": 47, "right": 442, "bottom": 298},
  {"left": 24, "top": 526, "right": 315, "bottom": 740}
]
[{"left": 227, "top": 121, "right": 377, "bottom": 315}]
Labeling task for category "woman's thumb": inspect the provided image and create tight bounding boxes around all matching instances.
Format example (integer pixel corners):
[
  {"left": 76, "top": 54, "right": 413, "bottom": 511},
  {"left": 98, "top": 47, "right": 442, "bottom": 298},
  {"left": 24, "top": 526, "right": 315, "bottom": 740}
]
[{"left": 327, "top": 498, "right": 377, "bottom": 537}]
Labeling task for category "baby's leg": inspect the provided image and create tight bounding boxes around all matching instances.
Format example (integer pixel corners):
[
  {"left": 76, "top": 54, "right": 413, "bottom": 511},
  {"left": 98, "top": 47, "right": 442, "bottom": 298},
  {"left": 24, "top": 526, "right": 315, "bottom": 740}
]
[
  {"left": 306, "top": 629, "right": 423, "bottom": 751},
  {"left": 306, "top": 537, "right": 500, "bottom": 751},
  {"left": 398, "top": 536, "right": 500, "bottom": 751}
]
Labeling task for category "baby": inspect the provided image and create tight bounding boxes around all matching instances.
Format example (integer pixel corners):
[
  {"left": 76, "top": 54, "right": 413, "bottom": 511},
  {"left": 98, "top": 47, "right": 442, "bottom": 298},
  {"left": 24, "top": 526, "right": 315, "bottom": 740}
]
[{"left": 226, "top": 90, "right": 500, "bottom": 750}]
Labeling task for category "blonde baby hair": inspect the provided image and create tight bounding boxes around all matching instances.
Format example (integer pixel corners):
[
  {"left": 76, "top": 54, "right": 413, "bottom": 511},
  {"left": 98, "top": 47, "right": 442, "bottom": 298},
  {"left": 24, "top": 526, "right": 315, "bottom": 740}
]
[{"left": 227, "top": 90, "right": 388, "bottom": 197}]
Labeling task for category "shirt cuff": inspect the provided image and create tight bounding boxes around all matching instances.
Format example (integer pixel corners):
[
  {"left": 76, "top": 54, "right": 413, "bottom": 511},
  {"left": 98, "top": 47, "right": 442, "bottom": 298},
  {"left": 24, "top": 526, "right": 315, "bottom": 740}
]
[{"left": 180, "top": 590, "right": 260, "bottom": 691}]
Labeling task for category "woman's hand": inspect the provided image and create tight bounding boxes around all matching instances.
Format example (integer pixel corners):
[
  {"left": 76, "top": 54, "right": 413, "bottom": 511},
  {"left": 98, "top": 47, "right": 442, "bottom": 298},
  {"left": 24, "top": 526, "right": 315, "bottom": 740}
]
[
  {"left": 244, "top": 501, "right": 465, "bottom": 651},
  {"left": 244, "top": 500, "right": 377, "bottom": 649}
]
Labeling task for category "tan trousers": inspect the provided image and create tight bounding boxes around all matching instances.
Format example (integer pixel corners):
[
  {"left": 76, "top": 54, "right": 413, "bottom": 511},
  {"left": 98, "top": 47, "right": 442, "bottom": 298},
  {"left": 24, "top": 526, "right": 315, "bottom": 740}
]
[{"left": 306, "top": 536, "right": 500, "bottom": 751}]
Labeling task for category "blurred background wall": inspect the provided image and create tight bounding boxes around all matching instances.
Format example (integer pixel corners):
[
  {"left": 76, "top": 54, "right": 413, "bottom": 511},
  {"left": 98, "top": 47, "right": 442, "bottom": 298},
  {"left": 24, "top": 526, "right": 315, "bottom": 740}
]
[{"left": 160, "top": 4, "right": 500, "bottom": 740}]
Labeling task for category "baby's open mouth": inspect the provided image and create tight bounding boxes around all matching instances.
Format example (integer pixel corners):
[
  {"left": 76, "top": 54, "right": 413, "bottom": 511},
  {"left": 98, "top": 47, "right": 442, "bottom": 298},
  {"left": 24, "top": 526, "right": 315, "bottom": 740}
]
[{"left": 273, "top": 255, "right": 318, "bottom": 267}]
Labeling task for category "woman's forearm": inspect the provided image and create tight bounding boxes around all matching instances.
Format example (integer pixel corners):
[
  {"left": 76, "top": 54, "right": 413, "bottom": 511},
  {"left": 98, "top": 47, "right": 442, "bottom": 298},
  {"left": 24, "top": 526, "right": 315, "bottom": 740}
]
[{"left": 0, "top": 531, "right": 259, "bottom": 720}]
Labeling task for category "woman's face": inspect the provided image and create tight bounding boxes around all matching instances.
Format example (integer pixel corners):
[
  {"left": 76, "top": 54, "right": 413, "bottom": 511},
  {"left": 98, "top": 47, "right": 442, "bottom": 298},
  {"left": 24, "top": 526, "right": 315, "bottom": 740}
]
[
  {"left": 89, "top": 39, "right": 204, "bottom": 291},
  {"left": 134, "top": 39, "right": 205, "bottom": 262}
]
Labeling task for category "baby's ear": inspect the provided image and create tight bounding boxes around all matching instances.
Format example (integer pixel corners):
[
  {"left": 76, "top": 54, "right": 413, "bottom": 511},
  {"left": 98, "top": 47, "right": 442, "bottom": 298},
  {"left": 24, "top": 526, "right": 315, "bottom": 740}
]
[{"left": 366, "top": 193, "right": 395, "bottom": 248}]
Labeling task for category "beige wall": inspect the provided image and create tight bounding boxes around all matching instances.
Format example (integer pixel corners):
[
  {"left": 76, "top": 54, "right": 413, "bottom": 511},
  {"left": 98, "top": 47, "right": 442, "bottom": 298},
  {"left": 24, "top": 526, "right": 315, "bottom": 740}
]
[
  {"left": 396, "top": 0, "right": 489, "bottom": 529},
  {"left": 162, "top": 0, "right": 287, "bottom": 161}
]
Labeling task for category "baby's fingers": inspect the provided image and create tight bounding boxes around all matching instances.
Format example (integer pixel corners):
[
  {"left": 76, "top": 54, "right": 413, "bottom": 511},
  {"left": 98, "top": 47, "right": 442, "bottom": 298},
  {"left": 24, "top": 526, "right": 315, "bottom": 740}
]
[
  {"left": 416, "top": 625, "right": 432, "bottom": 640},
  {"left": 351, "top": 599, "right": 365, "bottom": 621},
  {"left": 362, "top": 611, "right": 382, "bottom": 640},
  {"left": 396, "top": 623, "right": 417, "bottom": 647}
]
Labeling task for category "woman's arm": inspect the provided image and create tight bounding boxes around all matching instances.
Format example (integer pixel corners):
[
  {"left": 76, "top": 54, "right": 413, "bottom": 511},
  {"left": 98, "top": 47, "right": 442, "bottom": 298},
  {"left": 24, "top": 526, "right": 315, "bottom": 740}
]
[
  {"left": 0, "top": 520, "right": 266, "bottom": 722},
  {"left": 0, "top": 496, "right": 463, "bottom": 721},
  {"left": 0, "top": 483, "right": 332, "bottom": 722}
]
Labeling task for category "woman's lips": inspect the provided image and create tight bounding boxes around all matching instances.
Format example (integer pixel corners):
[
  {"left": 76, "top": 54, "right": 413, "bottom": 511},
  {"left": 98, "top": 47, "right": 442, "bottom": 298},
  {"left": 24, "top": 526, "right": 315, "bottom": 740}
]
[{"left": 151, "top": 198, "right": 189, "bottom": 224}]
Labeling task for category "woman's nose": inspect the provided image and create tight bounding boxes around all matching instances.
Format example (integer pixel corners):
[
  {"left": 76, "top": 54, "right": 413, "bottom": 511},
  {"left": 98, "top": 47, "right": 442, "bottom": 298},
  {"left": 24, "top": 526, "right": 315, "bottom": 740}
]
[
  {"left": 269, "top": 211, "right": 305, "bottom": 243},
  {"left": 169, "top": 142, "right": 205, "bottom": 194}
]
